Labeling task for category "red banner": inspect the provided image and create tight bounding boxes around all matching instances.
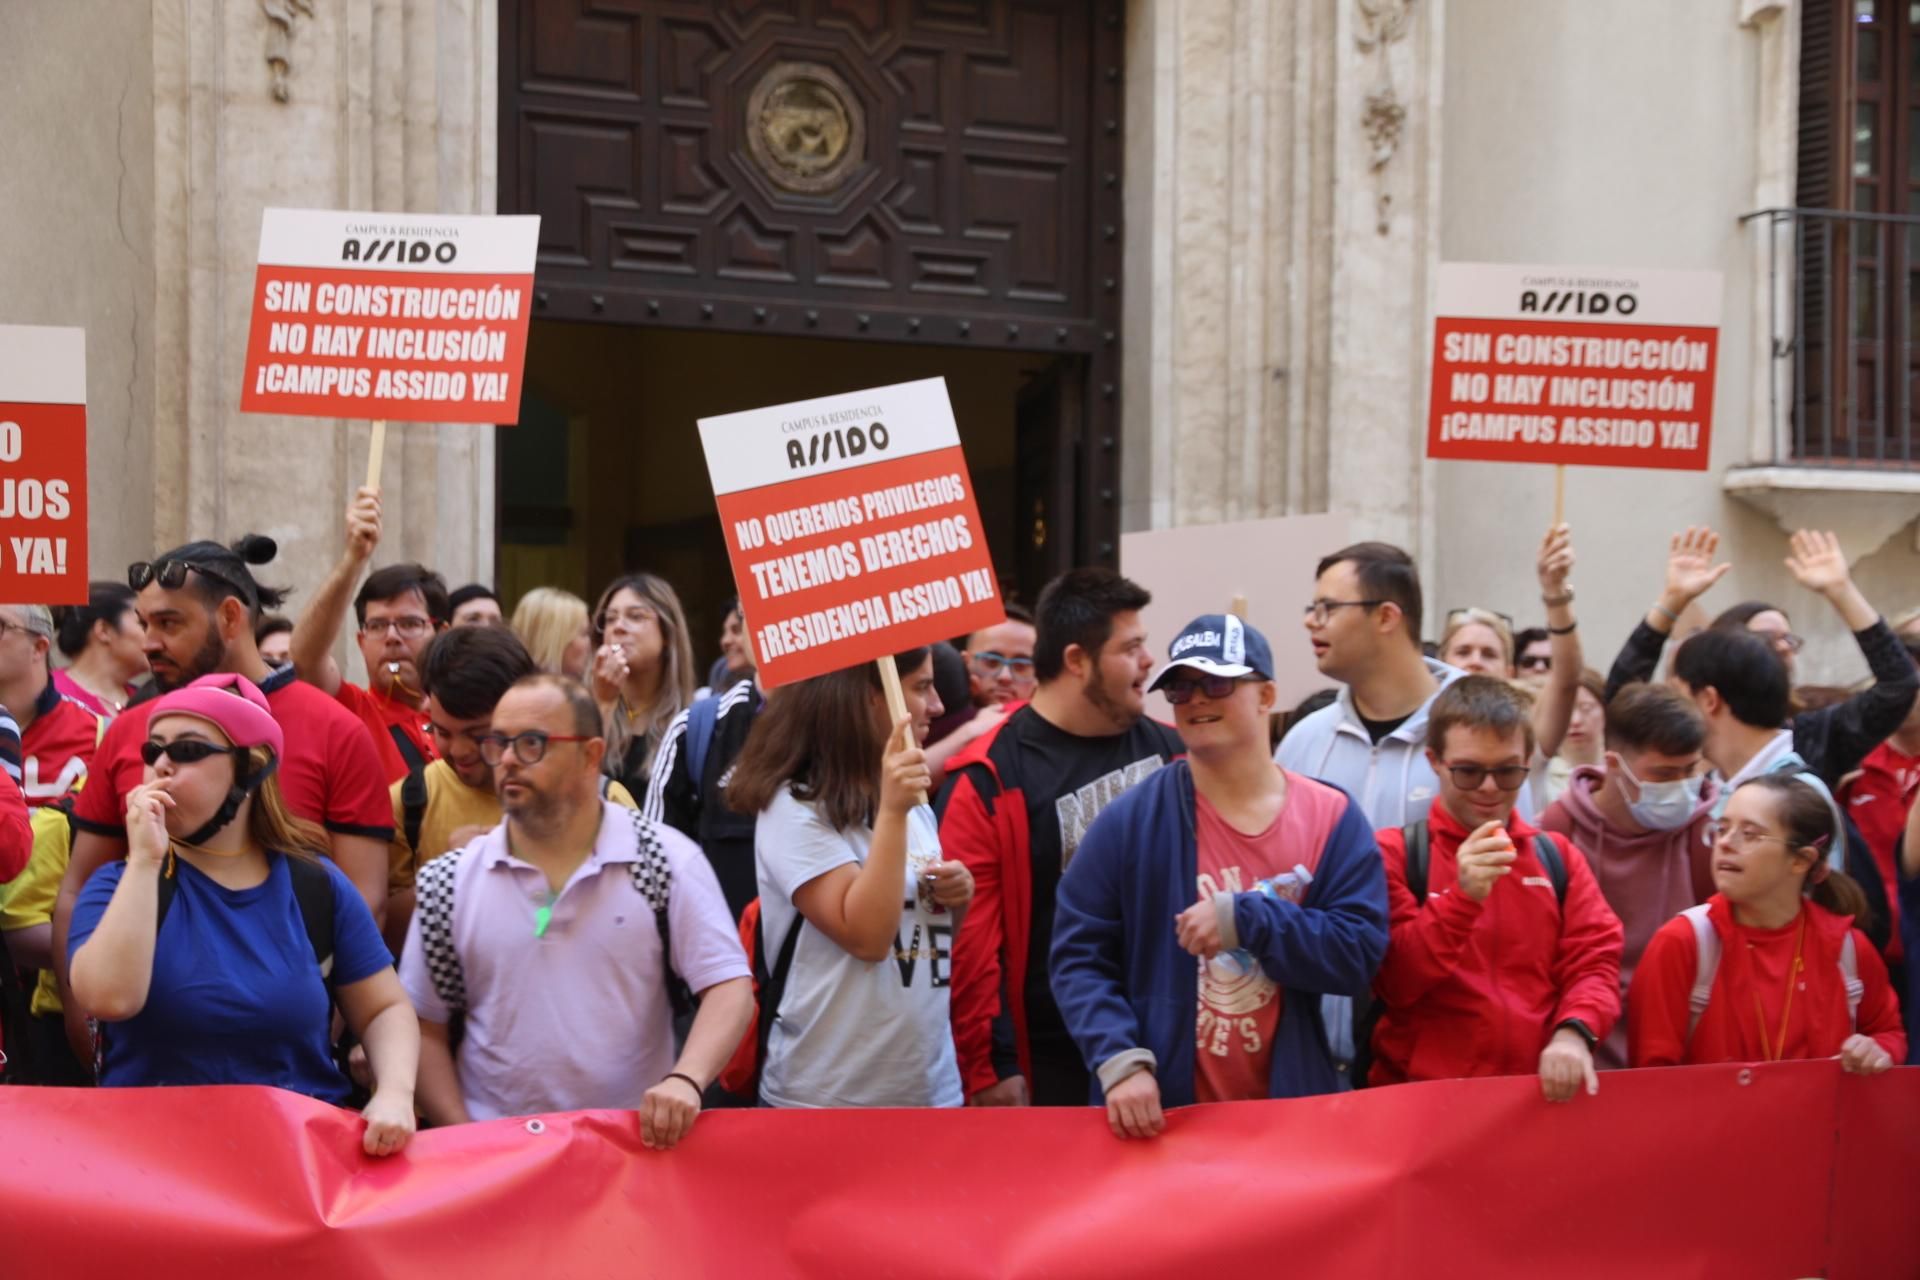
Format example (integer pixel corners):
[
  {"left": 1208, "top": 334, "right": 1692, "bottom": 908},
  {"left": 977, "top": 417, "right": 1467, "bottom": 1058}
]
[
  {"left": 0, "top": 325, "right": 89, "bottom": 604},
  {"left": 1, "top": 1062, "right": 1913, "bottom": 1277}
]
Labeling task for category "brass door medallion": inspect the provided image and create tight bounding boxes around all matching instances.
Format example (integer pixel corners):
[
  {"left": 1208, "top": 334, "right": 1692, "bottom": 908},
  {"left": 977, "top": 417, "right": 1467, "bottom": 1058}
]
[{"left": 745, "top": 62, "right": 865, "bottom": 194}]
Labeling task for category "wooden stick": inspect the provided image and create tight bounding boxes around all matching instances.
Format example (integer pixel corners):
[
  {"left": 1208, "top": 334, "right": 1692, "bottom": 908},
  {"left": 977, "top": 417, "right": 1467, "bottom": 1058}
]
[
  {"left": 1228, "top": 594, "right": 1249, "bottom": 619},
  {"left": 366, "top": 419, "right": 387, "bottom": 491},
  {"left": 1552, "top": 463, "right": 1565, "bottom": 528},
  {"left": 876, "top": 656, "right": 925, "bottom": 806}
]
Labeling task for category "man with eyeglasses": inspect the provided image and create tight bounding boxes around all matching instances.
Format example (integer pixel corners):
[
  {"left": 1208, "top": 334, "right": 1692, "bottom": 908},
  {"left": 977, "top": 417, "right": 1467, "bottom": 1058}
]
[
  {"left": 53, "top": 536, "right": 394, "bottom": 1057},
  {"left": 289, "top": 485, "right": 450, "bottom": 785},
  {"left": 1368, "top": 676, "right": 1622, "bottom": 1099},
  {"left": 925, "top": 606, "right": 1038, "bottom": 779},
  {"left": 1051, "top": 615, "right": 1387, "bottom": 1138},
  {"left": 1605, "top": 526, "right": 1918, "bottom": 789},
  {"left": 398, "top": 674, "right": 751, "bottom": 1144},
  {"left": 0, "top": 603, "right": 103, "bottom": 805}
]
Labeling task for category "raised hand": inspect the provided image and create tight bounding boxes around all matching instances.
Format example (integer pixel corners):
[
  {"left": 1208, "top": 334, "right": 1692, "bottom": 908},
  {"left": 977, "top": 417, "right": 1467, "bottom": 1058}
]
[
  {"left": 1785, "top": 529, "right": 1852, "bottom": 597},
  {"left": 345, "top": 486, "right": 382, "bottom": 563},
  {"left": 1536, "top": 523, "right": 1575, "bottom": 595},
  {"left": 1662, "top": 526, "right": 1731, "bottom": 607}
]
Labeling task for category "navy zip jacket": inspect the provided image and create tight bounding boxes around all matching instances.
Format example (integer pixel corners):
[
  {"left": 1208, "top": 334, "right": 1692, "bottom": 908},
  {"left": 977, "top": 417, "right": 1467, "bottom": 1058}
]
[{"left": 1050, "top": 761, "right": 1389, "bottom": 1105}]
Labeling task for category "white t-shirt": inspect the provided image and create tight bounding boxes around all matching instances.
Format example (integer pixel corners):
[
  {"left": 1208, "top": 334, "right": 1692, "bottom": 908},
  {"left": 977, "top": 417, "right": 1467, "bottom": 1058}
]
[{"left": 754, "top": 788, "right": 963, "bottom": 1108}]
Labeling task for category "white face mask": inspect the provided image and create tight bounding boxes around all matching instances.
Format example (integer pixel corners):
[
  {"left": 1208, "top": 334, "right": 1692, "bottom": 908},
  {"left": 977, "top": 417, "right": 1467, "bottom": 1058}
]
[{"left": 1611, "top": 754, "right": 1704, "bottom": 831}]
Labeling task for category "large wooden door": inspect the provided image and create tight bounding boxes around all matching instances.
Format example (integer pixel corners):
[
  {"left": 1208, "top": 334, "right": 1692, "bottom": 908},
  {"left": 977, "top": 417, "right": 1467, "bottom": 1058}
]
[{"left": 500, "top": 0, "right": 1127, "bottom": 563}]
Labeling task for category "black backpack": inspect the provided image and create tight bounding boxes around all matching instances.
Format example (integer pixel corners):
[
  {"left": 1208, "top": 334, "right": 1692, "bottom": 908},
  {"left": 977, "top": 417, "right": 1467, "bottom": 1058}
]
[{"left": 1349, "top": 819, "right": 1568, "bottom": 1086}]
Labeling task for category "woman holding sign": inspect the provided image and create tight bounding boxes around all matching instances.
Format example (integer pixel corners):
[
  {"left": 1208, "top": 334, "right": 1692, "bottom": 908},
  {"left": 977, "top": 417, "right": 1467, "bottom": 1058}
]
[{"left": 727, "top": 648, "right": 974, "bottom": 1108}]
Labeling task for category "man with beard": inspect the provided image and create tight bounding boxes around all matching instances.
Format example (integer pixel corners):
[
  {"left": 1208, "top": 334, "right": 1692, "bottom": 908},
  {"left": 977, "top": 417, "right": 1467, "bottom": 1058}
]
[
  {"left": 49, "top": 536, "right": 395, "bottom": 1046},
  {"left": 289, "top": 486, "right": 448, "bottom": 784},
  {"left": 939, "top": 568, "right": 1183, "bottom": 1106},
  {"left": 400, "top": 675, "right": 751, "bottom": 1146}
]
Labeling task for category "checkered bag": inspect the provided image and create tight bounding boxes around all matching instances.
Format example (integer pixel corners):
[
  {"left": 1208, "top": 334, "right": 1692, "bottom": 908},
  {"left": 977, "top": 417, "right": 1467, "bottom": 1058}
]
[
  {"left": 415, "top": 850, "right": 468, "bottom": 1013},
  {"left": 626, "top": 809, "right": 694, "bottom": 1018}
]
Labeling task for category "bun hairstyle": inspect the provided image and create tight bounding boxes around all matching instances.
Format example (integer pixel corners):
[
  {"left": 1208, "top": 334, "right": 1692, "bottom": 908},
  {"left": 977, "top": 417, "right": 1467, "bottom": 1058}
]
[
  {"left": 50, "top": 581, "right": 137, "bottom": 659},
  {"left": 148, "top": 534, "right": 289, "bottom": 622}
]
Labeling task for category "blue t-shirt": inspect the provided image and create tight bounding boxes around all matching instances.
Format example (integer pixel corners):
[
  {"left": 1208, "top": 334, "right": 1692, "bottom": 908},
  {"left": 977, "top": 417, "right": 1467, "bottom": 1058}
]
[{"left": 70, "top": 853, "right": 391, "bottom": 1103}]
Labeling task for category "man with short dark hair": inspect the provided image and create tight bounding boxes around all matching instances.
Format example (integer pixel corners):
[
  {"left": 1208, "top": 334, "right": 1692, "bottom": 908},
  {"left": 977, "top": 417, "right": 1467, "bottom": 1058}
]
[
  {"left": 1369, "top": 676, "right": 1623, "bottom": 1098},
  {"left": 447, "top": 584, "right": 503, "bottom": 628},
  {"left": 1539, "top": 683, "right": 1717, "bottom": 1067},
  {"left": 0, "top": 602, "right": 101, "bottom": 805},
  {"left": 940, "top": 568, "right": 1183, "bottom": 1106},
  {"left": 255, "top": 614, "right": 294, "bottom": 667},
  {"left": 926, "top": 604, "right": 1038, "bottom": 777},
  {"left": 1513, "top": 626, "right": 1553, "bottom": 690},
  {"left": 290, "top": 486, "right": 449, "bottom": 784},
  {"left": 400, "top": 674, "right": 751, "bottom": 1146}
]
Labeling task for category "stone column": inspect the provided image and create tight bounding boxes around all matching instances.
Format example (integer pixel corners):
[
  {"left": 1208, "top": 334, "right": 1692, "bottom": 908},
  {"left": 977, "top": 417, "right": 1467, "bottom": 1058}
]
[
  {"left": 1121, "top": 0, "right": 1443, "bottom": 559},
  {"left": 151, "top": 0, "right": 498, "bottom": 623}
]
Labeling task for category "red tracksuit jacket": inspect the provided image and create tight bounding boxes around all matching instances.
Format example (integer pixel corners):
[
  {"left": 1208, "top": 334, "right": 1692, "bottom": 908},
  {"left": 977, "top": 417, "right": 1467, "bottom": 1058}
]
[
  {"left": 1370, "top": 805, "right": 1624, "bottom": 1084},
  {"left": 1628, "top": 894, "right": 1905, "bottom": 1067}
]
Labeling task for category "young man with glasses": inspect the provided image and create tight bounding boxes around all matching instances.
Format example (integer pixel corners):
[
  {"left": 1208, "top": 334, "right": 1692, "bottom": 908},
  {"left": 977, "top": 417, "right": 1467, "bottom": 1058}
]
[
  {"left": 923, "top": 607, "right": 1038, "bottom": 779},
  {"left": 1605, "top": 526, "right": 1917, "bottom": 788},
  {"left": 1369, "top": 676, "right": 1623, "bottom": 1099},
  {"left": 398, "top": 674, "right": 751, "bottom": 1144},
  {"left": 1051, "top": 615, "right": 1388, "bottom": 1138},
  {"left": 0, "top": 603, "right": 103, "bottom": 805},
  {"left": 289, "top": 485, "right": 450, "bottom": 784}
]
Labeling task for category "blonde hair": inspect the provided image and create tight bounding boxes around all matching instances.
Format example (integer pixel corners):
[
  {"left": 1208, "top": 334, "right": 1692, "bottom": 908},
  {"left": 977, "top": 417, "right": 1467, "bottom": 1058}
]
[
  {"left": 243, "top": 746, "right": 329, "bottom": 860},
  {"left": 511, "top": 587, "right": 590, "bottom": 675},
  {"left": 591, "top": 573, "right": 696, "bottom": 781},
  {"left": 1440, "top": 608, "right": 1515, "bottom": 671}
]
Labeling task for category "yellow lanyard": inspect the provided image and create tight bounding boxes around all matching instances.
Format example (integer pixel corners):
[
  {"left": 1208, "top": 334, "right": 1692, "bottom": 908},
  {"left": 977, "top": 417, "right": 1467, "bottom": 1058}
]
[{"left": 1752, "top": 910, "right": 1807, "bottom": 1063}]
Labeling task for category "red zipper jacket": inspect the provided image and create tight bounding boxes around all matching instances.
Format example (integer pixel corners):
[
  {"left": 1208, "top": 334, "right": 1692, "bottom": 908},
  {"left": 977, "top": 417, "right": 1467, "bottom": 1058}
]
[
  {"left": 1369, "top": 804, "right": 1624, "bottom": 1085},
  {"left": 1628, "top": 894, "right": 1905, "bottom": 1067},
  {"left": 938, "top": 706, "right": 1035, "bottom": 1097}
]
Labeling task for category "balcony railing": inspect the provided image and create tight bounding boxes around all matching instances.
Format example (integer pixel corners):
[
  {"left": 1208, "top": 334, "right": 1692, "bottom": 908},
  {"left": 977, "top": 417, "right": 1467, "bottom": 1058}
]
[{"left": 1742, "top": 206, "right": 1920, "bottom": 468}]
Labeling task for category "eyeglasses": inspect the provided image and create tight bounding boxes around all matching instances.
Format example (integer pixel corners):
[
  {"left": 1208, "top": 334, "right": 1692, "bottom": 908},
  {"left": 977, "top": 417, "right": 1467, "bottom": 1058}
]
[
  {"left": 1445, "top": 607, "right": 1515, "bottom": 633},
  {"left": 1440, "top": 762, "right": 1530, "bottom": 791},
  {"left": 596, "top": 605, "right": 658, "bottom": 633},
  {"left": 476, "top": 730, "right": 592, "bottom": 766},
  {"left": 129, "top": 559, "right": 254, "bottom": 606},
  {"left": 0, "top": 618, "right": 38, "bottom": 642},
  {"left": 1705, "top": 820, "right": 1791, "bottom": 851},
  {"left": 140, "top": 739, "right": 236, "bottom": 767},
  {"left": 362, "top": 616, "right": 434, "bottom": 638},
  {"left": 1516, "top": 653, "right": 1553, "bottom": 672},
  {"left": 1163, "top": 673, "right": 1262, "bottom": 705},
  {"left": 1304, "top": 599, "right": 1384, "bottom": 626},
  {"left": 1763, "top": 632, "right": 1806, "bottom": 655},
  {"left": 969, "top": 651, "right": 1035, "bottom": 680}
]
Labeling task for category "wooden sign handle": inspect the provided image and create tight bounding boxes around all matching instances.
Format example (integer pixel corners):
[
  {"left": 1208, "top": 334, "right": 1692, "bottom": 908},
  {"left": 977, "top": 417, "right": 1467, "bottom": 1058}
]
[
  {"left": 1552, "top": 463, "right": 1565, "bottom": 528},
  {"left": 366, "top": 419, "right": 387, "bottom": 491},
  {"left": 876, "top": 657, "right": 927, "bottom": 808},
  {"left": 1229, "top": 594, "right": 1249, "bottom": 619}
]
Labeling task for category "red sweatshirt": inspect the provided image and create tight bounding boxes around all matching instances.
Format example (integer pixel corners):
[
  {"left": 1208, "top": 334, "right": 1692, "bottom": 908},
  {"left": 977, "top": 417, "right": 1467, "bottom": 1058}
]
[
  {"left": 1628, "top": 895, "right": 1905, "bottom": 1067},
  {"left": 1369, "top": 804, "right": 1624, "bottom": 1085}
]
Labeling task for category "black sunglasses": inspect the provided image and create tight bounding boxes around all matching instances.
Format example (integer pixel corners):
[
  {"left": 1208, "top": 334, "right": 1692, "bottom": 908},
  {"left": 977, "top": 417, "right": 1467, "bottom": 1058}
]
[
  {"left": 1441, "top": 762, "right": 1531, "bottom": 791},
  {"left": 1163, "top": 673, "right": 1262, "bottom": 705},
  {"left": 140, "top": 739, "right": 236, "bottom": 767},
  {"left": 129, "top": 559, "right": 255, "bottom": 606}
]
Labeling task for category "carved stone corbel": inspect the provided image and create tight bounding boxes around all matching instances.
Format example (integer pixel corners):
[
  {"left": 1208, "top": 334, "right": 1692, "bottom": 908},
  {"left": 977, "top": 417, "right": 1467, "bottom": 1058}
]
[
  {"left": 261, "top": 0, "right": 315, "bottom": 103},
  {"left": 1355, "top": 0, "right": 1415, "bottom": 235}
]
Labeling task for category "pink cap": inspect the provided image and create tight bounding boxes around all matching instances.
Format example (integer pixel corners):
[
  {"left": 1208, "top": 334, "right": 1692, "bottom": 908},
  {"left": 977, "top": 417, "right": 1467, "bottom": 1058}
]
[{"left": 147, "top": 673, "right": 283, "bottom": 757}]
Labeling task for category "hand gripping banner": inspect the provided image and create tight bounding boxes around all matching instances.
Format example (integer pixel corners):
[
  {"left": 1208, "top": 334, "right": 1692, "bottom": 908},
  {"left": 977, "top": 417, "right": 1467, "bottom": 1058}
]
[{"left": 0, "top": 1061, "right": 1912, "bottom": 1278}]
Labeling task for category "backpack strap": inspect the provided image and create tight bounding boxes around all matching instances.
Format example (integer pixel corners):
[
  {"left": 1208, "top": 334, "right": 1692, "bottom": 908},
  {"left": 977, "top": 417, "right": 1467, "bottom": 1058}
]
[
  {"left": 754, "top": 909, "right": 802, "bottom": 1073},
  {"left": 685, "top": 694, "right": 721, "bottom": 788},
  {"left": 1404, "top": 819, "right": 1430, "bottom": 904},
  {"left": 1682, "top": 904, "right": 1719, "bottom": 1040},
  {"left": 1531, "top": 833, "right": 1569, "bottom": 907},
  {"left": 400, "top": 764, "right": 430, "bottom": 861},
  {"left": 1839, "top": 930, "right": 1863, "bottom": 1031},
  {"left": 625, "top": 809, "right": 694, "bottom": 1018},
  {"left": 387, "top": 725, "right": 426, "bottom": 775},
  {"left": 414, "top": 851, "right": 467, "bottom": 1014}
]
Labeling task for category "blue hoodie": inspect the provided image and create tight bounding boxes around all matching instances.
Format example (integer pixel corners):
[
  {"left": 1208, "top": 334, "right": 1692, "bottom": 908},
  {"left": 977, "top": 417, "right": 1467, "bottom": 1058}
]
[{"left": 1050, "top": 761, "right": 1389, "bottom": 1105}]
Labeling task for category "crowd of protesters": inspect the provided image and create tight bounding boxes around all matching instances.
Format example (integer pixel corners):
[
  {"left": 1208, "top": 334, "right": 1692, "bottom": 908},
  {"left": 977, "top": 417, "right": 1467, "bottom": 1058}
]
[{"left": 0, "top": 492, "right": 1912, "bottom": 1156}]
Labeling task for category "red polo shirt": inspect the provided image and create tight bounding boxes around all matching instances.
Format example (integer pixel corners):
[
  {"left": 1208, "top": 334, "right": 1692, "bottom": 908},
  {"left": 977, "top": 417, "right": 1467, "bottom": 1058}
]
[
  {"left": 335, "top": 679, "right": 436, "bottom": 785},
  {"left": 72, "top": 665, "right": 394, "bottom": 842},
  {"left": 20, "top": 678, "right": 102, "bottom": 806}
]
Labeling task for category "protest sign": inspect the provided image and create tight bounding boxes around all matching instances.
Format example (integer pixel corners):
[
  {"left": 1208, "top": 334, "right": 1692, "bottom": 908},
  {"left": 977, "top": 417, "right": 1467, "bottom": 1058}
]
[
  {"left": 1122, "top": 512, "right": 1349, "bottom": 719},
  {"left": 239, "top": 208, "right": 539, "bottom": 426},
  {"left": 0, "top": 325, "right": 88, "bottom": 604},
  {"left": 1427, "top": 263, "right": 1722, "bottom": 473},
  {"left": 698, "top": 378, "right": 1004, "bottom": 691}
]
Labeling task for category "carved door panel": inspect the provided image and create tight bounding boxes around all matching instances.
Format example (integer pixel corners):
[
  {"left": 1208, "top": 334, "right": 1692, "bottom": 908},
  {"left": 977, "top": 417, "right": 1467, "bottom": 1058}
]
[
  {"left": 500, "top": 0, "right": 1127, "bottom": 564},
  {"left": 1015, "top": 357, "right": 1080, "bottom": 595}
]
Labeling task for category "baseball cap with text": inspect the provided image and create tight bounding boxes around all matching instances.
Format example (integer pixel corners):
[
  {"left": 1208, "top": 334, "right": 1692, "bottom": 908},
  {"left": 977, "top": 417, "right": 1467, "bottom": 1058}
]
[{"left": 1147, "top": 613, "right": 1274, "bottom": 693}]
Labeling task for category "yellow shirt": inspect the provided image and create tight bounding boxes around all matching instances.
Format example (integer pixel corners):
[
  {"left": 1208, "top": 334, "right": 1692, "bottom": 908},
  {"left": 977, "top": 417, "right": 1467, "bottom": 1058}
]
[
  {"left": 387, "top": 760, "right": 636, "bottom": 891},
  {"left": 0, "top": 806, "right": 78, "bottom": 1017}
]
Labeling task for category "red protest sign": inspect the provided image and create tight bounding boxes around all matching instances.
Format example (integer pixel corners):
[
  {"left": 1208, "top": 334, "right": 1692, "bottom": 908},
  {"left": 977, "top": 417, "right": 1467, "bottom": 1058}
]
[
  {"left": 1427, "top": 264, "right": 1722, "bottom": 470},
  {"left": 239, "top": 209, "right": 539, "bottom": 424},
  {"left": 0, "top": 326, "right": 88, "bottom": 605},
  {"left": 698, "top": 379, "right": 1004, "bottom": 689}
]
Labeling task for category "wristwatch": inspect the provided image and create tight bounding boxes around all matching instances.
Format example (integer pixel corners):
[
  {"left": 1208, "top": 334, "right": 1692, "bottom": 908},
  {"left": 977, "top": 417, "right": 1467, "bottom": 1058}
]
[
  {"left": 1555, "top": 1018, "right": 1599, "bottom": 1052},
  {"left": 1541, "top": 589, "right": 1575, "bottom": 608}
]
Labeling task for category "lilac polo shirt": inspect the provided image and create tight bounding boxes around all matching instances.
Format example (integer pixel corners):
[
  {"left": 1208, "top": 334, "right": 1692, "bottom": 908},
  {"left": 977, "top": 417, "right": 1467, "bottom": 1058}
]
[{"left": 398, "top": 800, "right": 748, "bottom": 1121}]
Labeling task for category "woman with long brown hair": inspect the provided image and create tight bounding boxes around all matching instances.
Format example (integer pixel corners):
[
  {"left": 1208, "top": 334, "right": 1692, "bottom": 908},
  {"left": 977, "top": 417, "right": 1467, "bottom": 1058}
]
[
  {"left": 588, "top": 572, "right": 696, "bottom": 803},
  {"left": 68, "top": 674, "right": 418, "bottom": 1156},
  {"left": 1629, "top": 773, "right": 1904, "bottom": 1070},
  {"left": 728, "top": 648, "right": 974, "bottom": 1108}
]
